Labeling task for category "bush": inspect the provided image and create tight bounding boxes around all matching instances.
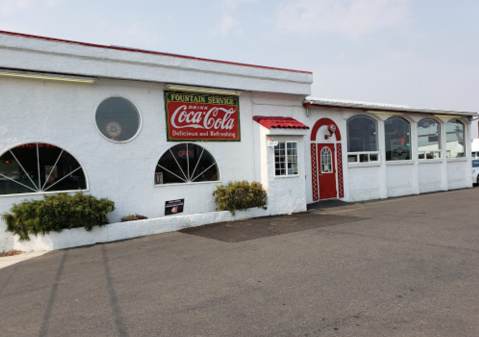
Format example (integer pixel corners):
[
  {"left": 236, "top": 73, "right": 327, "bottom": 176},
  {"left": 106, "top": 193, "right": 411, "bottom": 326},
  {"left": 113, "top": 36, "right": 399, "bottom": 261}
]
[
  {"left": 121, "top": 214, "right": 148, "bottom": 222},
  {"left": 1, "top": 192, "right": 115, "bottom": 241},
  {"left": 212, "top": 181, "right": 267, "bottom": 215}
]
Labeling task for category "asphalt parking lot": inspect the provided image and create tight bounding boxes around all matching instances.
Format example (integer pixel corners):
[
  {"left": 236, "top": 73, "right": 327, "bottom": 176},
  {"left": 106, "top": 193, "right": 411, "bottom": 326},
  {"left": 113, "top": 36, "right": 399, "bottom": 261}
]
[{"left": 1, "top": 188, "right": 479, "bottom": 337}]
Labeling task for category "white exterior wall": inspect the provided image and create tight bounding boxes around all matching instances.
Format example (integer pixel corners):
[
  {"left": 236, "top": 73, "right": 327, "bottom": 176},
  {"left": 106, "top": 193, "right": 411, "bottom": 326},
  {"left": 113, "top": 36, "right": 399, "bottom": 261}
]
[
  {"left": 252, "top": 93, "right": 308, "bottom": 214},
  {"left": 0, "top": 79, "right": 309, "bottom": 251},
  {"left": 0, "top": 33, "right": 313, "bottom": 252}
]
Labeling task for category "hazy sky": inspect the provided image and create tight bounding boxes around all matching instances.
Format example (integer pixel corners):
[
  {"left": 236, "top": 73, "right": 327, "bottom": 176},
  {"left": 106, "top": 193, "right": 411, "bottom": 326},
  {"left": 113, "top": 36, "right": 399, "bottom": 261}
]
[{"left": 1, "top": 0, "right": 478, "bottom": 112}]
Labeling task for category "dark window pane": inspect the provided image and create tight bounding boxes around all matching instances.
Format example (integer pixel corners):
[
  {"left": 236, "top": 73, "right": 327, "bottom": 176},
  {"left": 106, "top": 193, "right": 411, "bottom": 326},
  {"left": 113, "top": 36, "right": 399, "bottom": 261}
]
[
  {"left": 43, "top": 151, "right": 86, "bottom": 192},
  {"left": 385, "top": 117, "right": 411, "bottom": 161},
  {"left": 0, "top": 150, "right": 38, "bottom": 194},
  {"left": 0, "top": 143, "right": 86, "bottom": 195},
  {"left": 96, "top": 97, "right": 140, "bottom": 142},
  {"left": 347, "top": 115, "right": 378, "bottom": 152},
  {"left": 156, "top": 143, "right": 219, "bottom": 184},
  {"left": 193, "top": 164, "right": 219, "bottom": 182},
  {"left": 10, "top": 144, "right": 40, "bottom": 189},
  {"left": 192, "top": 149, "right": 217, "bottom": 181},
  {"left": 155, "top": 165, "right": 185, "bottom": 184},
  {"left": 359, "top": 154, "right": 369, "bottom": 162}
]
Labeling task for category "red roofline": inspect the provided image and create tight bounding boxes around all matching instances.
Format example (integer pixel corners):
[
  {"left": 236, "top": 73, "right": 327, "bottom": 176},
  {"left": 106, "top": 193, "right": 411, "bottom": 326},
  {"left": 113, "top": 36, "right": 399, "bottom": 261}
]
[
  {"left": 252, "top": 115, "right": 309, "bottom": 129},
  {"left": 0, "top": 30, "right": 312, "bottom": 75}
]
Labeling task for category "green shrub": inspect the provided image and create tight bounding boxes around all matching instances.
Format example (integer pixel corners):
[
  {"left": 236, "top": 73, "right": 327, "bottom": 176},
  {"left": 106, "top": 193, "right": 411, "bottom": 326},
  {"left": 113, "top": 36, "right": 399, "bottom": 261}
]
[
  {"left": 121, "top": 214, "right": 148, "bottom": 222},
  {"left": 212, "top": 181, "right": 267, "bottom": 215},
  {"left": 1, "top": 192, "right": 115, "bottom": 241}
]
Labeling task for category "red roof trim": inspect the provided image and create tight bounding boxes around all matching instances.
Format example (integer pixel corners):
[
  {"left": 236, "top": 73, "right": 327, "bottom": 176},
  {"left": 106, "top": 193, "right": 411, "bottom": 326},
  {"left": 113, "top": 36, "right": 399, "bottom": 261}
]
[
  {"left": 253, "top": 116, "right": 309, "bottom": 129},
  {"left": 0, "top": 30, "right": 312, "bottom": 75}
]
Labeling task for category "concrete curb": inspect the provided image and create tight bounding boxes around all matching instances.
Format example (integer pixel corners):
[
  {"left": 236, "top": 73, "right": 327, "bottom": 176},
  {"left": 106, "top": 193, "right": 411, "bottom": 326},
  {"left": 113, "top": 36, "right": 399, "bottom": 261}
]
[{"left": 0, "top": 251, "right": 49, "bottom": 270}]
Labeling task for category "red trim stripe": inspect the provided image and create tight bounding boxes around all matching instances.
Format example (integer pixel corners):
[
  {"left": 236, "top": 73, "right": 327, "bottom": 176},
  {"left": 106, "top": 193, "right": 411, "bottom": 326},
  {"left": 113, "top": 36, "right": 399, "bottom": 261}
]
[{"left": 0, "top": 30, "right": 312, "bottom": 75}]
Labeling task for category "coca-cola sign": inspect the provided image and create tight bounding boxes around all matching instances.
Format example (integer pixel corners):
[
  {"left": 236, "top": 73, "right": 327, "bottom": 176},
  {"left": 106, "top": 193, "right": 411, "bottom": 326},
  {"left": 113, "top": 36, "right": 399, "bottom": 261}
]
[{"left": 165, "top": 91, "right": 240, "bottom": 141}]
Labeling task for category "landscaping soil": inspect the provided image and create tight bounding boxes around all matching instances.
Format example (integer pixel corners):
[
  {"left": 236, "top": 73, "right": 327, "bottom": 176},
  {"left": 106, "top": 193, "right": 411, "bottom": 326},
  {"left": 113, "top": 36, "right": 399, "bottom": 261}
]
[{"left": 0, "top": 250, "right": 22, "bottom": 258}]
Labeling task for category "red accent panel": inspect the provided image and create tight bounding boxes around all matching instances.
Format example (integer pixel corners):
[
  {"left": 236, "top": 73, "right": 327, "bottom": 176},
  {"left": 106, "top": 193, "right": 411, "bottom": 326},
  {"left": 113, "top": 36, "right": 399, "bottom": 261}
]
[
  {"left": 337, "top": 144, "right": 344, "bottom": 198},
  {"left": 311, "top": 143, "right": 319, "bottom": 201},
  {"left": 0, "top": 30, "right": 312, "bottom": 74},
  {"left": 310, "top": 118, "right": 341, "bottom": 141},
  {"left": 252, "top": 116, "right": 309, "bottom": 129}
]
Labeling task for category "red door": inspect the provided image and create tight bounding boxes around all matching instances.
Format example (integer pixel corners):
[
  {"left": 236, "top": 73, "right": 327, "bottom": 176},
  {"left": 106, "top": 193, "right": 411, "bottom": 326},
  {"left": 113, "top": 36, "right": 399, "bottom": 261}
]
[{"left": 317, "top": 144, "right": 337, "bottom": 200}]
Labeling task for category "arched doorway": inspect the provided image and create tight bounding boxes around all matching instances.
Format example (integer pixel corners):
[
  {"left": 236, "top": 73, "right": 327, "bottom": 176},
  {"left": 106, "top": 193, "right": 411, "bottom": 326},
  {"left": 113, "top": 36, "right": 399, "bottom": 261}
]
[{"left": 310, "top": 118, "right": 344, "bottom": 201}]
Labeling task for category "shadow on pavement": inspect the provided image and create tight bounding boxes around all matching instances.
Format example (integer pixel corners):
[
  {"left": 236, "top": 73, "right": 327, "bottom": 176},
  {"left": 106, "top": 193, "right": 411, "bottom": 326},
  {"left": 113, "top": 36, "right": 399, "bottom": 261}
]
[{"left": 180, "top": 212, "right": 366, "bottom": 243}]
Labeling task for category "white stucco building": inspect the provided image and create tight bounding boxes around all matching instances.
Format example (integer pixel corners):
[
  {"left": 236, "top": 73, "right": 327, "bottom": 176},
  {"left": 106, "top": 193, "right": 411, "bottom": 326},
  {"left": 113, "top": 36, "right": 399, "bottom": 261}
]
[{"left": 0, "top": 31, "right": 476, "bottom": 252}]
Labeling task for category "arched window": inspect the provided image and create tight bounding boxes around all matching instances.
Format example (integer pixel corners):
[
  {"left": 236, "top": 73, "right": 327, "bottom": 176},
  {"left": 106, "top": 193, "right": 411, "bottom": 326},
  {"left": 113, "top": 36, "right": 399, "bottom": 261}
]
[
  {"left": 321, "top": 147, "right": 332, "bottom": 173},
  {"left": 418, "top": 118, "right": 441, "bottom": 159},
  {"left": 347, "top": 115, "right": 379, "bottom": 163},
  {"left": 155, "top": 143, "right": 219, "bottom": 185},
  {"left": 95, "top": 97, "right": 141, "bottom": 142},
  {"left": 446, "top": 119, "right": 465, "bottom": 158},
  {"left": 385, "top": 117, "right": 411, "bottom": 161},
  {"left": 0, "top": 143, "right": 87, "bottom": 195}
]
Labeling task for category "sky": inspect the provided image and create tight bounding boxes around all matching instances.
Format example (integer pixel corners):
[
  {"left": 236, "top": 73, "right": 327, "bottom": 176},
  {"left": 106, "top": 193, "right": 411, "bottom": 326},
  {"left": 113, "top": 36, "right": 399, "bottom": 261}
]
[{"left": 0, "top": 0, "right": 478, "bottom": 112}]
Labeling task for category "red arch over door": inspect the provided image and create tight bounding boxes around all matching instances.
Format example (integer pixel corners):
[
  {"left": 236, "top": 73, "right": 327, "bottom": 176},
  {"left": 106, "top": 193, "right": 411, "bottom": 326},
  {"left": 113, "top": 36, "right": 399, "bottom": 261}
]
[
  {"left": 310, "top": 118, "right": 341, "bottom": 141},
  {"left": 310, "top": 118, "right": 344, "bottom": 201}
]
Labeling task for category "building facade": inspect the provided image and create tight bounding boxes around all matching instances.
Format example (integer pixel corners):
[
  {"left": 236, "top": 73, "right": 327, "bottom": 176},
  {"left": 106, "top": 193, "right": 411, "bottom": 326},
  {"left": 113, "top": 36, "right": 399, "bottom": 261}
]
[{"left": 0, "top": 31, "right": 475, "bottom": 251}]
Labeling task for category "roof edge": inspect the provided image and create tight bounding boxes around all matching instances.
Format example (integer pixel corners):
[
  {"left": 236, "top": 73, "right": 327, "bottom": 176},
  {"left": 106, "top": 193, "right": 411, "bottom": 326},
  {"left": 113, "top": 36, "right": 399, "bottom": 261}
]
[
  {"left": 0, "top": 30, "right": 312, "bottom": 75},
  {"left": 304, "top": 98, "right": 477, "bottom": 117}
]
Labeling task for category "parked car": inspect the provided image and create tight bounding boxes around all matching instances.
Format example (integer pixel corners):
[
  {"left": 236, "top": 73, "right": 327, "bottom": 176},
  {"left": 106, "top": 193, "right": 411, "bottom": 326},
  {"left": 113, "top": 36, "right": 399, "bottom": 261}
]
[{"left": 473, "top": 160, "right": 479, "bottom": 184}]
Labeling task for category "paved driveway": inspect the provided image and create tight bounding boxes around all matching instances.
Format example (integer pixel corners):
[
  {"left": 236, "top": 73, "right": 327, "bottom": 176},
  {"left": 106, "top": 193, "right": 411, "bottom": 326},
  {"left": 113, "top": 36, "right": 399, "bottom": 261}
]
[{"left": 1, "top": 188, "right": 479, "bottom": 337}]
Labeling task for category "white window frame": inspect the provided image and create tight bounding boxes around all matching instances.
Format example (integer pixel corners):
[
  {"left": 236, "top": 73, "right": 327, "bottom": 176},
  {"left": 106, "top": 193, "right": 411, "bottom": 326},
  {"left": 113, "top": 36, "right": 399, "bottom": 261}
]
[
  {"left": 347, "top": 152, "right": 380, "bottom": 163},
  {"left": 274, "top": 141, "right": 299, "bottom": 177},
  {"left": 418, "top": 151, "right": 442, "bottom": 160}
]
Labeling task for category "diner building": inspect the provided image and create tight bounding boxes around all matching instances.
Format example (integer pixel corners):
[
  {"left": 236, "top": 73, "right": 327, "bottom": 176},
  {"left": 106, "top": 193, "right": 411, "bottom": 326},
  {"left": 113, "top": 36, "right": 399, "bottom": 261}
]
[{"left": 0, "top": 31, "right": 475, "bottom": 251}]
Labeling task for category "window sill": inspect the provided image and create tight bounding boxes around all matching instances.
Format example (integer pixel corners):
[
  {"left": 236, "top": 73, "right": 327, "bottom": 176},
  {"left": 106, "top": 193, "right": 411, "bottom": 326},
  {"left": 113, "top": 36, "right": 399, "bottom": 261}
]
[
  {"left": 274, "top": 174, "right": 300, "bottom": 179},
  {"left": 418, "top": 159, "right": 443, "bottom": 164},
  {"left": 386, "top": 160, "right": 415, "bottom": 166},
  {"left": 447, "top": 158, "right": 468, "bottom": 163},
  {"left": 348, "top": 162, "right": 381, "bottom": 168},
  {"left": 0, "top": 189, "right": 89, "bottom": 198},
  {"left": 154, "top": 180, "right": 221, "bottom": 187}
]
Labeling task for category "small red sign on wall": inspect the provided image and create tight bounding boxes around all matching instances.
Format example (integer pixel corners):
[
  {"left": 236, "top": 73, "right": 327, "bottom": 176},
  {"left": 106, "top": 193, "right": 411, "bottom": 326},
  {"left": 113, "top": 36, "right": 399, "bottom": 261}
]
[{"left": 165, "top": 91, "right": 240, "bottom": 141}]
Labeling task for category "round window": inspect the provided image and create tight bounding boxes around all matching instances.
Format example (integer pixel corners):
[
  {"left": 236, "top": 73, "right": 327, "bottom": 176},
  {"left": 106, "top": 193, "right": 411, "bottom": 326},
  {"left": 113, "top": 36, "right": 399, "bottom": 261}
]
[{"left": 95, "top": 97, "right": 141, "bottom": 142}]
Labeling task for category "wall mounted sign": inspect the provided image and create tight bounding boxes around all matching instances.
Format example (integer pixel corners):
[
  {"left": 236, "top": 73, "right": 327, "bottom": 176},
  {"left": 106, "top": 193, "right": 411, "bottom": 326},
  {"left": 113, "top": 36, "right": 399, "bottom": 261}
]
[
  {"left": 165, "top": 91, "right": 240, "bottom": 141},
  {"left": 165, "top": 199, "right": 184, "bottom": 215}
]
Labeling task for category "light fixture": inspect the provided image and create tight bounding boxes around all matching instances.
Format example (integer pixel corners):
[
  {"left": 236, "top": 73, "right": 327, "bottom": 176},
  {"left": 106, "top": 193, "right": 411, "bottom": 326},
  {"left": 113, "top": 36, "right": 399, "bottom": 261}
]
[
  {"left": 434, "top": 114, "right": 461, "bottom": 119},
  {"left": 166, "top": 84, "right": 240, "bottom": 96},
  {"left": 0, "top": 69, "right": 97, "bottom": 84},
  {"left": 367, "top": 110, "right": 403, "bottom": 116}
]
